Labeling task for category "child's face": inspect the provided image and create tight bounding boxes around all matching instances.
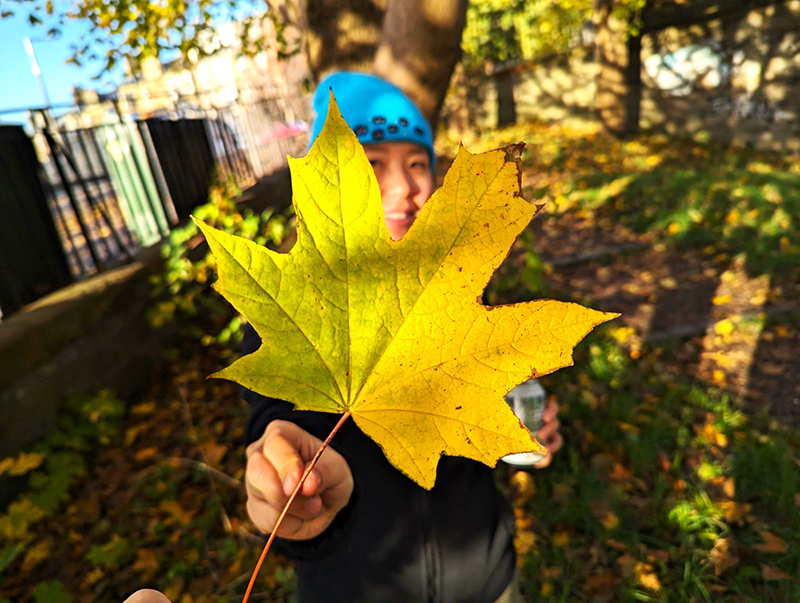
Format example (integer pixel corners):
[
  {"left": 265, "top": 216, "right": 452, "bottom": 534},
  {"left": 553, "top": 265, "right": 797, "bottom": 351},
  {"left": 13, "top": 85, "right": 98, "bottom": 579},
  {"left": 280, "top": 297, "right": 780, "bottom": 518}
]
[{"left": 364, "top": 142, "right": 434, "bottom": 241}]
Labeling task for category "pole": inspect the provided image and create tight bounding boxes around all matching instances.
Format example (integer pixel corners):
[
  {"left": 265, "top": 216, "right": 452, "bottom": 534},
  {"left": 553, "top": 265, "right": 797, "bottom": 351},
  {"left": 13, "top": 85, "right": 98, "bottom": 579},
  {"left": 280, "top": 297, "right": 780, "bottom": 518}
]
[{"left": 23, "top": 37, "right": 53, "bottom": 110}]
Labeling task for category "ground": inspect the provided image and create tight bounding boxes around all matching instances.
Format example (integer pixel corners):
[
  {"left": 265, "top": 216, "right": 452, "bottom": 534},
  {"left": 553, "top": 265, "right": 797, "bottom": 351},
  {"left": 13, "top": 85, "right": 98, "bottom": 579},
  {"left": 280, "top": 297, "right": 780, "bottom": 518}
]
[{"left": 1, "top": 120, "right": 799, "bottom": 602}]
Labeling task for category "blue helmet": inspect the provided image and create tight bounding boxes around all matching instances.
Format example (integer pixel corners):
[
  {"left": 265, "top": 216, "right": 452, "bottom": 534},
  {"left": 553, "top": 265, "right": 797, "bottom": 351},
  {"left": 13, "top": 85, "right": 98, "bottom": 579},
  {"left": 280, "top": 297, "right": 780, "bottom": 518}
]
[{"left": 308, "top": 71, "right": 435, "bottom": 171}]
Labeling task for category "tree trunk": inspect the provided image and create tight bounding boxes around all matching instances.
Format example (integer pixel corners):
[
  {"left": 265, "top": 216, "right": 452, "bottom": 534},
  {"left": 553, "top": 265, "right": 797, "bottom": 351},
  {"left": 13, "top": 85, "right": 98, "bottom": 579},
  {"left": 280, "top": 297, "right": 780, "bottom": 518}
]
[
  {"left": 304, "top": 0, "right": 387, "bottom": 80},
  {"left": 624, "top": 33, "right": 642, "bottom": 136},
  {"left": 494, "top": 67, "right": 517, "bottom": 128},
  {"left": 594, "top": 0, "right": 641, "bottom": 137},
  {"left": 278, "top": 0, "right": 467, "bottom": 130},
  {"left": 374, "top": 0, "right": 469, "bottom": 129}
]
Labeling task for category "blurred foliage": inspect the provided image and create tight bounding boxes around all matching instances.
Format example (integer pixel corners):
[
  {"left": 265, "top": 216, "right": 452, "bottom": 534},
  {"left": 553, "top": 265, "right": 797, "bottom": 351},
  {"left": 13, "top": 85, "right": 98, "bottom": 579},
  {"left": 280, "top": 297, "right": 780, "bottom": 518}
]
[
  {"left": 460, "top": 0, "right": 658, "bottom": 71},
  {"left": 147, "top": 176, "right": 294, "bottom": 351},
  {"left": 0, "top": 390, "right": 124, "bottom": 590},
  {"left": 461, "top": 115, "right": 800, "bottom": 599},
  {"left": 461, "top": 0, "right": 593, "bottom": 70},
  {"left": 3, "top": 0, "right": 269, "bottom": 76},
  {"left": 462, "top": 120, "right": 800, "bottom": 281}
]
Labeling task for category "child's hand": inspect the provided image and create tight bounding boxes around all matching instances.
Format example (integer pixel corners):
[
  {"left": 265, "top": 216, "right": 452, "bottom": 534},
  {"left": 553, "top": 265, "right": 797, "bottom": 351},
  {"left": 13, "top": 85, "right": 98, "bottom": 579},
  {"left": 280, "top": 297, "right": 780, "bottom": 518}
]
[
  {"left": 123, "top": 590, "right": 170, "bottom": 603},
  {"left": 245, "top": 420, "right": 354, "bottom": 540},
  {"left": 532, "top": 399, "right": 563, "bottom": 469}
]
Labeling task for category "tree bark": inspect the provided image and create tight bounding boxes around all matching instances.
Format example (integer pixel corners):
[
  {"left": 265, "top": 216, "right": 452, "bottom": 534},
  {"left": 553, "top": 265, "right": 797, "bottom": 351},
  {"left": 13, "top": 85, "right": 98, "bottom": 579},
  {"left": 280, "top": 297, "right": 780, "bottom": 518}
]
[
  {"left": 594, "top": 0, "right": 642, "bottom": 137},
  {"left": 304, "top": 0, "right": 387, "bottom": 81},
  {"left": 373, "top": 0, "right": 468, "bottom": 129},
  {"left": 494, "top": 67, "right": 517, "bottom": 127},
  {"left": 288, "top": 0, "right": 467, "bottom": 131},
  {"left": 624, "top": 33, "right": 642, "bottom": 136}
]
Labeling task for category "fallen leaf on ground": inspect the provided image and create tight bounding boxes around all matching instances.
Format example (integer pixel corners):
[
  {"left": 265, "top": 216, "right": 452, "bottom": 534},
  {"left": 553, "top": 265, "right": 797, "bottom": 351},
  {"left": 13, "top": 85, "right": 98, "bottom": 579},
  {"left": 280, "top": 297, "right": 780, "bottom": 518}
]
[
  {"left": 635, "top": 563, "right": 661, "bottom": 591},
  {"left": 754, "top": 530, "right": 789, "bottom": 553},
  {"left": 135, "top": 447, "right": 158, "bottom": 462},
  {"left": 709, "top": 537, "right": 739, "bottom": 576},
  {"left": 159, "top": 500, "right": 196, "bottom": 525},
  {"left": 21, "top": 539, "right": 52, "bottom": 574},
  {"left": 762, "top": 565, "right": 793, "bottom": 580},
  {"left": 552, "top": 531, "right": 571, "bottom": 547},
  {"left": 196, "top": 96, "right": 617, "bottom": 489},
  {"left": 584, "top": 572, "right": 615, "bottom": 592},
  {"left": 601, "top": 512, "right": 619, "bottom": 530},
  {"left": 199, "top": 441, "right": 228, "bottom": 466},
  {"left": 133, "top": 548, "right": 160, "bottom": 580}
]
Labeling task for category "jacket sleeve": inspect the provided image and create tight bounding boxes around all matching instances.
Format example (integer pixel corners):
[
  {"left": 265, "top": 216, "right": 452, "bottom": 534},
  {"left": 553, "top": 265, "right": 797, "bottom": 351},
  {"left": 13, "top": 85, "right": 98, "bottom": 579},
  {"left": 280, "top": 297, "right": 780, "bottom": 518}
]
[{"left": 240, "top": 324, "right": 359, "bottom": 561}]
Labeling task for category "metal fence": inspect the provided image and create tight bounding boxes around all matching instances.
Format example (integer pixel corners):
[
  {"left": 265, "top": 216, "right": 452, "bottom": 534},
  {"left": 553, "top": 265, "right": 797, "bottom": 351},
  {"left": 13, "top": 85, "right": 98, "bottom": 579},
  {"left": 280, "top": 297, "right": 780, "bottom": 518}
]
[
  {"left": 0, "top": 126, "right": 72, "bottom": 317},
  {"left": 0, "top": 90, "right": 310, "bottom": 318}
]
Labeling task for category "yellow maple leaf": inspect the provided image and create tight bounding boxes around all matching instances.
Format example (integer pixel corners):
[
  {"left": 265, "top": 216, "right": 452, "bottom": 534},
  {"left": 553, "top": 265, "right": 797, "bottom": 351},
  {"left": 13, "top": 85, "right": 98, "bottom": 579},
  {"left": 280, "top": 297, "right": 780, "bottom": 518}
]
[{"left": 196, "top": 96, "right": 617, "bottom": 489}]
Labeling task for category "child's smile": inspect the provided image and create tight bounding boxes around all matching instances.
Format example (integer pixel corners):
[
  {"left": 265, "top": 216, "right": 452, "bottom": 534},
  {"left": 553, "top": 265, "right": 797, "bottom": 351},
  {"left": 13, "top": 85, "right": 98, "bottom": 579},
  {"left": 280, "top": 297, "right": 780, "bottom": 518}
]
[{"left": 364, "top": 141, "right": 434, "bottom": 240}]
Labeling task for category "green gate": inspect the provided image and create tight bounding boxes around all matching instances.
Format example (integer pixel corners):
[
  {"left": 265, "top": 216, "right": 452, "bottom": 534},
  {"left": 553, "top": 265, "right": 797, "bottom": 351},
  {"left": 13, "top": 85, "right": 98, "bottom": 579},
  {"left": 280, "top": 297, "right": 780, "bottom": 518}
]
[{"left": 95, "top": 122, "right": 169, "bottom": 247}]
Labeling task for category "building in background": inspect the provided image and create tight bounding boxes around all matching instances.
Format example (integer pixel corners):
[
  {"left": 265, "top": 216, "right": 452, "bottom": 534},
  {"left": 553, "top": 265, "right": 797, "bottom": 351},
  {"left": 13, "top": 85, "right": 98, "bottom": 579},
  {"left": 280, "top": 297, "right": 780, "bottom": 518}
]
[{"left": 64, "top": 18, "right": 309, "bottom": 130}]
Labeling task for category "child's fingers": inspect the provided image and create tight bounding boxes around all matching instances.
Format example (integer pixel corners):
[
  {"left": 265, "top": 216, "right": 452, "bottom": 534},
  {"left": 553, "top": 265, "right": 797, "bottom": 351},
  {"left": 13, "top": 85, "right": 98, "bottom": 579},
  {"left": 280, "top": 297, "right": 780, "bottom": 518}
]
[
  {"left": 541, "top": 399, "right": 559, "bottom": 423},
  {"left": 260, "top": 423, "right": 317, "bottom": 496},
  {"left": 123, "top": 589, "right": 172, "bottom": 603},
  {"left": 546, "top": 431, "right": 564, "bottom": 455},
  {"left": 301, "top": 447, "right": 349, "bottom": 495},
  {"left": 532, "top": 450, "right": 553, "bottom": 469},
  {"left": 245, "top": 450, "right": 324, "bottom": 521},
  {"left": 247, "top": 494, "right": 306, "bottom": 538}
]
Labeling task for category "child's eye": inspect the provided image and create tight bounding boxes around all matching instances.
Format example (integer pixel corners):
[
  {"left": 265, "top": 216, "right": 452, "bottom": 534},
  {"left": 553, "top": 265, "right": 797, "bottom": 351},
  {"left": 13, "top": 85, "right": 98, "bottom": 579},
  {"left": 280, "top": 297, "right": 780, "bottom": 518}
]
[
  {"left": 369, "top": 159, "right": 383, "bottom": 168},
  {"left": 410, "top": 160, "right": 428, "bottom": 170}
]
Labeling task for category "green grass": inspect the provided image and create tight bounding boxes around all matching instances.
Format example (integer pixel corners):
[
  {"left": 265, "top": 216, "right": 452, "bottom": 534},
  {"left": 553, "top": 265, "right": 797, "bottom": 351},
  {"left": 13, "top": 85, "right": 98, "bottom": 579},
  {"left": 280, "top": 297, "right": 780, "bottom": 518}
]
[
  {"left": 454, "top": 119, "right": 800, "bottom": 600},
  {"left": 513, "top": 328, "right": 800, "bottom": 602}
]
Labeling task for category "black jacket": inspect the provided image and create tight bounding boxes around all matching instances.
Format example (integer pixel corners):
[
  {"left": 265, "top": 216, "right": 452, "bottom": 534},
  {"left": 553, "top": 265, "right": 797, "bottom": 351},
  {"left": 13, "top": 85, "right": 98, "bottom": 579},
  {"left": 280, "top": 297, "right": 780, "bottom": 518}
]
[{"left": 242, "top": 326, "right": 516, "bottom": 603}]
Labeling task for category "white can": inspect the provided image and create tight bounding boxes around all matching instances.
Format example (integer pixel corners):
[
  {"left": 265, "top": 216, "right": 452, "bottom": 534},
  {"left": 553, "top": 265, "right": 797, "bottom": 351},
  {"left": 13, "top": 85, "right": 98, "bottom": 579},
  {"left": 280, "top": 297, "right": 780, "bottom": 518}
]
[{"left": 502, "top": 378, "right": 548, "bottom": 467}]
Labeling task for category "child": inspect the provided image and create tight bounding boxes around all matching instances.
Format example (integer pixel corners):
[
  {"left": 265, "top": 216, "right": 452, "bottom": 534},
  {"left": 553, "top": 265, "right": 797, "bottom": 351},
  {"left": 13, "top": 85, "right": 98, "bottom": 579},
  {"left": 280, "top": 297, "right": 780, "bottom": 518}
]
[{"left": 241, "top": 72, "right": 562, "bottom": 602}]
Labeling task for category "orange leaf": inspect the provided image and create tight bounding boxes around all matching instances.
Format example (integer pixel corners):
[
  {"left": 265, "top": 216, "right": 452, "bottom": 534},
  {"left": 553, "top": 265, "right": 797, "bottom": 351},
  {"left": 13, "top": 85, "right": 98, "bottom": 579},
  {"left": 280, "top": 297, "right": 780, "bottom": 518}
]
[
  {"left": 762, "top": 565, "right": 792, "bottom": 580},
  {"left": 199, "top": 441, "right": 228, "bottom": 466},
  {"left": 754, "top": 530, "right": 789, "bottom": 554},
  {"left": 636, "top": 564, "right": 661, "bottom": 591},
  {"left": 606, "top": 539, "right": 627, "bottom": 551},
  {"left": 710, "top": 537, "right": 739, "bottom": 576},
  {"left": 134, "top": 548, "right": 160, "bottom": 579},
  {"left": 541, "top": 566, "right": 563, "bottom": 580},
  {"left": 135, "top": 447, "right": 158, "bottom": 462}
]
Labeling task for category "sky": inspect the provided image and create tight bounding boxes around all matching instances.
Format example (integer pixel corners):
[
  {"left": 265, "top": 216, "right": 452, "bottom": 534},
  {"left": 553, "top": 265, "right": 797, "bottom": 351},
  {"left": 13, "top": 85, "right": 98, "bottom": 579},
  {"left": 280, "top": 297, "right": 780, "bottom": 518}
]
[{"left": 0, "top": 11, "right": 124, "bottom": 125}]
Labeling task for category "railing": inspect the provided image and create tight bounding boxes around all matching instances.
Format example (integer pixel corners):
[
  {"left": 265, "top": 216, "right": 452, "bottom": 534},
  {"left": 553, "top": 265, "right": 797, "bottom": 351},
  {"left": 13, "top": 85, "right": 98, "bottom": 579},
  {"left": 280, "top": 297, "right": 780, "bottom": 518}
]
[{"left": 0, "top": 88, "right": 310, "bottom": 318}]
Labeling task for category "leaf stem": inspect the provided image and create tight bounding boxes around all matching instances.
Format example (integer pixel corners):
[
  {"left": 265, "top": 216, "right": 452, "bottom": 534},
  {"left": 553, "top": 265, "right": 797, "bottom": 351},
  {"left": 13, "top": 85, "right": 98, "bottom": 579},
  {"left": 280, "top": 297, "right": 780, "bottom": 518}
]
[{"left": 242, "top": 410, "right": 352, "bottom": 603}]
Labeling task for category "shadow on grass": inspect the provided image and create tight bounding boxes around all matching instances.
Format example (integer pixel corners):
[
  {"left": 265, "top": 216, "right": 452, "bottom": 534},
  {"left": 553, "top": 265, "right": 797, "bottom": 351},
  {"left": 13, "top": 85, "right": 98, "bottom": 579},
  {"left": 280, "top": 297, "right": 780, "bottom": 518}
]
[{"left": 515, "top": 328, "right": 800, "bottom": 602}]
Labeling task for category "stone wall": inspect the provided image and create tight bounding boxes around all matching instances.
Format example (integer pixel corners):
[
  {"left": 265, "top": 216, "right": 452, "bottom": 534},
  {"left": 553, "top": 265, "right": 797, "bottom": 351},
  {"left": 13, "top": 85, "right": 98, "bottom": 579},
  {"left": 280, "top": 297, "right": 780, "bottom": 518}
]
[
  {"left": 0, "top": 246, "right": 168, "bottom": 459},
  {"left": 442, "top": 2, "right": 800, "bottom": 152},
  {"left": 0, "top": 168, "right": 294, "bottom": 461}
]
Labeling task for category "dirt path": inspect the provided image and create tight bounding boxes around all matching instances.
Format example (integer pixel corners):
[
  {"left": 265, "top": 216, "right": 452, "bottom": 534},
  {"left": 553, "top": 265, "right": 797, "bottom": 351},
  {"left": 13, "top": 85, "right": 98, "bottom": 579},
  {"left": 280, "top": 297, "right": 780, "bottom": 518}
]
[{"left": 526, "top": 209, "right": 800, "bottom": 427}]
